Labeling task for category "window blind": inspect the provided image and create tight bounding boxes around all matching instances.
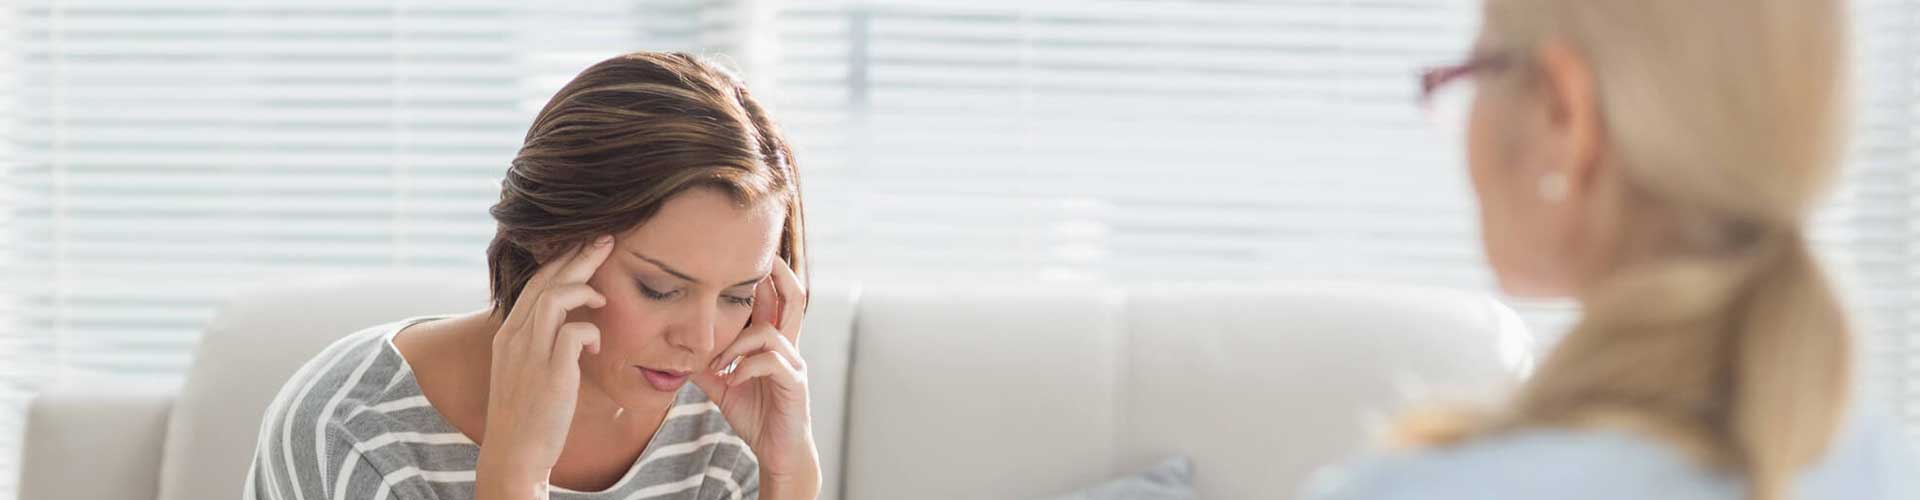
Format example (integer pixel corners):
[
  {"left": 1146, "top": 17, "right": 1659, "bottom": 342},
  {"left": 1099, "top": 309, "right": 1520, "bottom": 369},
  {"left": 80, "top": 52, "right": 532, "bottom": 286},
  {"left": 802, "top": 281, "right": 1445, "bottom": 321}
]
[
  {"left": 1847, "top": 0, "right": 1920, "bottom": 440},
  {"left": 0, "top": 2, "right": 19, "bottom": 498},
  {"left": 770, "top": 0, "right": 1580, "bottom": 360},
  {"left": 780, "top": 1, "right": 1491, "bottom": 284}
]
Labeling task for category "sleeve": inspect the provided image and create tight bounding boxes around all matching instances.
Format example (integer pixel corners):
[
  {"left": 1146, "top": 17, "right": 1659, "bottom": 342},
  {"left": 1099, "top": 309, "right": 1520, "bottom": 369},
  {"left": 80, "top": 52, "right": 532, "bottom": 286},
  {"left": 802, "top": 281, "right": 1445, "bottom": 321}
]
[
  {"left": 1799, "top": 409, "right": 1920, "bottom": 500},
  {"left": 247, "top": 416, "right": 408, "bottom": 500},
  {"left": 246, "top": 384, "right": 436, "bottom": 500},
  {"left": 732, "top": 445, "right": 761, "bottom": 500}
]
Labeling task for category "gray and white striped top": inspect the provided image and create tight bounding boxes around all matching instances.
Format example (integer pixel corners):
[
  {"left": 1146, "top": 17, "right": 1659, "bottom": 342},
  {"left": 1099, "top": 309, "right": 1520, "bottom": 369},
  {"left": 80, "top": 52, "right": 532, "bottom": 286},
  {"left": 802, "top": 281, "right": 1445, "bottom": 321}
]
[{"left": 246, "top": 316, "right": 759, "bottom": 500}]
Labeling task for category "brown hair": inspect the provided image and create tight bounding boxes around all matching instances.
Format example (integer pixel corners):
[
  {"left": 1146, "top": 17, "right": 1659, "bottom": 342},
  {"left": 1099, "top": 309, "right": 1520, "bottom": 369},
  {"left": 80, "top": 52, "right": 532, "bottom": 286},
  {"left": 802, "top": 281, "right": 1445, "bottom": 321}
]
[
  {"left": 486, "top": 52, "right": 806, "bottom": 315},
  {"left": 1395, "top": 2, "right": 1852, "bottom": 499}
]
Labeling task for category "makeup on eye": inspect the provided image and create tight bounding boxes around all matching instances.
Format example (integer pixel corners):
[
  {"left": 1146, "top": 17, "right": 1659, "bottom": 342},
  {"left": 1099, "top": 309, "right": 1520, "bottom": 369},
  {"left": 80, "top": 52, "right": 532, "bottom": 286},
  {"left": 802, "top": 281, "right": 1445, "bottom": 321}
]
[
  {"left": 626, "top": 248, "right": 770, "bottom": 308},
  {"left": 635, "top": 279, "right": 681, "bottom": 301},
  {"left": 637, "top": 277, "right": 757, "bottom": 307}
]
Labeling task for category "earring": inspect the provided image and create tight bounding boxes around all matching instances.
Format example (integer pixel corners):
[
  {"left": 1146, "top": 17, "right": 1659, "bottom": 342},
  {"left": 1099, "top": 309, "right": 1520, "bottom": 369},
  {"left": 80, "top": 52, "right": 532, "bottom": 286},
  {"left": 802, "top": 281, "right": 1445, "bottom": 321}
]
[{"left": 1538, "top": 172, "right": 1569, "bottom": 202}]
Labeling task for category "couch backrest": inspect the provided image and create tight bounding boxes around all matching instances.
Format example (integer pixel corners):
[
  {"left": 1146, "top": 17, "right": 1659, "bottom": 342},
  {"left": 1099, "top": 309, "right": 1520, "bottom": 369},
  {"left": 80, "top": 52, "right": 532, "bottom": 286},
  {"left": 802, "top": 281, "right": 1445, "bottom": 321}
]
[
  {"left": 165, "top": 275, "right": 1527, "bottom": 500},
  {"left": 841, "top": 283, "right": 1532, "bottom": 500}
]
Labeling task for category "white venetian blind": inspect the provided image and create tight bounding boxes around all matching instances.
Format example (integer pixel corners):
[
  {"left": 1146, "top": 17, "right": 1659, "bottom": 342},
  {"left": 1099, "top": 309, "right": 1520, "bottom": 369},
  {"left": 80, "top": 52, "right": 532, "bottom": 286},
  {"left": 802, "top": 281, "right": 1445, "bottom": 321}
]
[
  {"left": 0, "top": 0, "right": 749, "bottom": 496},
  {"left": 1848, "top": 0, "right": 1920, "bottom": 439},
  {"left": 770, "top": 0, "right": 1583, "bottom": 344},
  {"left": 777, "top": 0, "right": 1498, "bottom": 287},
  {"left": 0, "top": 2, "right": 18, "bottom": 498},
  {"left": 5, "top": 0, "right": 755, "bottom": 379}
]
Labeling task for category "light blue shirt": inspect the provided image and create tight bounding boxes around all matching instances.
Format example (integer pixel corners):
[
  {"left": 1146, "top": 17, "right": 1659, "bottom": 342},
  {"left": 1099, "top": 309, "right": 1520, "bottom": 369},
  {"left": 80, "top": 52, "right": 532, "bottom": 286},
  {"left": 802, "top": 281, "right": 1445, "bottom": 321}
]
[{"left": 1302, "top": 413, "right": 1916, "bottom": 500}]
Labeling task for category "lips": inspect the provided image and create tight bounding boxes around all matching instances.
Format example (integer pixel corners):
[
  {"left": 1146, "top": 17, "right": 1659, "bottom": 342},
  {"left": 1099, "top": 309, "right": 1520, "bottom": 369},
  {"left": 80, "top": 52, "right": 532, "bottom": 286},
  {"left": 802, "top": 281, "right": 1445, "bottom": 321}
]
[{"left": 634, "top": 365, "right": 691, "bottom": 392}]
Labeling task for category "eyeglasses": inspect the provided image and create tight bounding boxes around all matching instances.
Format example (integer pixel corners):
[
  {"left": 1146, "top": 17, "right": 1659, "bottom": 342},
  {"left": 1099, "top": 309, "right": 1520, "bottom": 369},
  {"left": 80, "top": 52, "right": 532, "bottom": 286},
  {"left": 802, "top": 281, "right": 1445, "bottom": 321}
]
[{"left": 1418, "top": 53, "right": 1510, "bottom": 135}]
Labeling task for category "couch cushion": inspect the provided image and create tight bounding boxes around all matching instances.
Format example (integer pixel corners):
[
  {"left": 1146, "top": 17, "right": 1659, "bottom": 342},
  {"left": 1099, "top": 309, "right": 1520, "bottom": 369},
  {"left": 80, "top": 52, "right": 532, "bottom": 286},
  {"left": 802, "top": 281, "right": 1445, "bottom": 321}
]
[
  {"left": 1118, "top": 283, "right": 1532, "bottom": 500},
  {"left": 844, "top": 287, "right": 1128, "bottom": 500},
  {"left": 22, "top": 381, "right": 175, "bottom": 500}
]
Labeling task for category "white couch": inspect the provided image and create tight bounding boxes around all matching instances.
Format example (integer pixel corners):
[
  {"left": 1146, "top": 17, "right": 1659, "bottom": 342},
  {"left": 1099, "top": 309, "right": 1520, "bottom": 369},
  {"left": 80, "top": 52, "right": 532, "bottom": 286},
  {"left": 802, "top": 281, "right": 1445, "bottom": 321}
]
[{"left": 19, "top": 273, "right": 1532, "bottom": 500}]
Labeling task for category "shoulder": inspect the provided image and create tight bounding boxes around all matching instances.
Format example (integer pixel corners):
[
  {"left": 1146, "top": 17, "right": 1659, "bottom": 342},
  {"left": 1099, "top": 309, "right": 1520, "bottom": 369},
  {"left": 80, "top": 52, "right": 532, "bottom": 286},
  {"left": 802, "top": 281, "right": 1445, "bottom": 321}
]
[
  {"left": 268, "top": 319, "right": 420, "bottom": 423},
  {"left": 1799, "top": 408, "right": 1920, "bottom": 500},
  {"left": 254, "top": 318, "right": 437, "bottom": 455},
  {"left": 1301, "top": 429, "right": 1740, "bottom": 500}
]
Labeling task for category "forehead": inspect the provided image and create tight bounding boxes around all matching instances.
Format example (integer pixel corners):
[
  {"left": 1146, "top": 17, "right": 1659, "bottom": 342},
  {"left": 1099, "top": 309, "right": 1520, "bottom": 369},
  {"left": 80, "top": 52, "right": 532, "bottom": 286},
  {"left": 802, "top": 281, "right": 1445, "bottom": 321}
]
[{"left": 617, "top": 187, "right": 783, "bottom": 275}]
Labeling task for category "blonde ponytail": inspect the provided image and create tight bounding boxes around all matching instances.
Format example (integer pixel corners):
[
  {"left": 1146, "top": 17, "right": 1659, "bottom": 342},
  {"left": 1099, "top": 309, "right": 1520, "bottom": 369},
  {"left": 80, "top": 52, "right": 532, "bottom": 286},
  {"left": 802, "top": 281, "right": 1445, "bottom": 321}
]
[
  {"left": 1728, "top": 234, "right": 1851, "bottom": 500},
  {"left": 1519, "top": 227, "right": 1849, "bottom": 500}
]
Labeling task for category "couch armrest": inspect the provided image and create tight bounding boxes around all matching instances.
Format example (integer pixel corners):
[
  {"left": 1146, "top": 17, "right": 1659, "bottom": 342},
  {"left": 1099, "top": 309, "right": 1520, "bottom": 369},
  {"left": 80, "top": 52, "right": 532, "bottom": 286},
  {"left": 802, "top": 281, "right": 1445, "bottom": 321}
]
[{"left": 20, "top": 382, "right": 175, "bottom": 500}]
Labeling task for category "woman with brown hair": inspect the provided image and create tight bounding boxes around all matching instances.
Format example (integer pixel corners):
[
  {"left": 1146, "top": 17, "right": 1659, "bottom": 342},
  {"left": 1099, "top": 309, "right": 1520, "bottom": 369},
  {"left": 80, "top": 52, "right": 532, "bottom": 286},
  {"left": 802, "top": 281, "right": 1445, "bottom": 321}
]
[
  {"left": 1304, "top": 0, "right": 1915, "bottom": 499},
  {"left": 247, "top": 52, "right": 820, "bottom": 500}
]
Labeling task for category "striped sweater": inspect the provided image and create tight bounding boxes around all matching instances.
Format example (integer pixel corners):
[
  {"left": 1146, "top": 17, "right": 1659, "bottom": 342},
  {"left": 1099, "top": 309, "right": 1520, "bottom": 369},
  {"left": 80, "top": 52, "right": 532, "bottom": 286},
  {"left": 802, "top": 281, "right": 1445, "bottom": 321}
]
[{"left": 246, "top": 316, "right": 758, "bottom": 500}]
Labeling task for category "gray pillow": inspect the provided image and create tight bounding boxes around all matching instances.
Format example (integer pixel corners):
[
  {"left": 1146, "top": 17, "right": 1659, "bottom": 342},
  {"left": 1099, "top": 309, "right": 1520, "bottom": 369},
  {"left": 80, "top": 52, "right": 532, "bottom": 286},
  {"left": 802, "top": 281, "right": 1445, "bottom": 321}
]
[{"left": 1037, "top": 457, "right": 1197, "bottom": 500}]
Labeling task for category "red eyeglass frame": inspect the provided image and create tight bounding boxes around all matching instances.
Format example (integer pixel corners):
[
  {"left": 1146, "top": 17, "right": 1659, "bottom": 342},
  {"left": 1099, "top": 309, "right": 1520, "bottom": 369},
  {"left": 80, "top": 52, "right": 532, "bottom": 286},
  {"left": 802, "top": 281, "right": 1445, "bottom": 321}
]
[{"left": 1419, "top": 53, "right": 1511, "bottom": 106}]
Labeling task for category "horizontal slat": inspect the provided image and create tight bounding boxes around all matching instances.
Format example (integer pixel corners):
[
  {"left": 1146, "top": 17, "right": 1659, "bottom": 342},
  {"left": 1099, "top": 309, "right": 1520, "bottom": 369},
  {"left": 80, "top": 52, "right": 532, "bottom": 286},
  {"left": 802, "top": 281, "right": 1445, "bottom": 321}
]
[
  {"left": 14, "top": 105, "right": 531, "bottom": 124},
  {"left": 10, "top": 151, "right": 507, "bottom": 168},
  {"left": 16, "top": 61, "right": 526, "bottom": 81},
  {"left": 847, "top": 0, "right": 1461, "bottom": 28},
  {"left": 15, "top": 128, "right": 520, "bottom": 147},
  {"left": 19, "top": 82, "right": 525, "bottom": 103}
]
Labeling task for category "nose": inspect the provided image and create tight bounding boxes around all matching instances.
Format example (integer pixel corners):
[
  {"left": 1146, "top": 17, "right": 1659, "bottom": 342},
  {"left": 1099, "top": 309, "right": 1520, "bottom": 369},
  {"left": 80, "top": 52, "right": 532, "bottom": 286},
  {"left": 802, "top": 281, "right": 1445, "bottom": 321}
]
[{"left": 664, "top": 301, "right": 717, "bottom": 355}]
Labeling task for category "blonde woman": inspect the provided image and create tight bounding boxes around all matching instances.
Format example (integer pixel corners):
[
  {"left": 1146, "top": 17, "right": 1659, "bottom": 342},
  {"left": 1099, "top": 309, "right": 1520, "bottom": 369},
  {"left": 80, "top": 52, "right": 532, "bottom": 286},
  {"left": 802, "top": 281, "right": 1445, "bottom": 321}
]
[{"left": 1306, "top": 1, "right": 1914, "bottom": 499}]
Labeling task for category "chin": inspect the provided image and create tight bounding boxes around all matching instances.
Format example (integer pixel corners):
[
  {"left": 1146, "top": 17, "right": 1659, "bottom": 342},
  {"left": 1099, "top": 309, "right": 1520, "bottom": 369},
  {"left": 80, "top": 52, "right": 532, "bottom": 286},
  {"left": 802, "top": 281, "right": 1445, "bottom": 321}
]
[
  {"left": 1492, "top": 265, "right": 1575, "bottom": 299},
  {"left": 1483, "top": 236, "right": 1572, "bottom": 299},
  {"left": 1495, "top": 279, "right": 1553, "bottom": 299},
  {"left": 612, "top": 386, "right": 670, "bottom": 409},
  {"left": 1483, "top": 253, "right": 1550, "bottom": 298},
  {"left": 584, "top": 371, "right": 675, "bottom": 410}
]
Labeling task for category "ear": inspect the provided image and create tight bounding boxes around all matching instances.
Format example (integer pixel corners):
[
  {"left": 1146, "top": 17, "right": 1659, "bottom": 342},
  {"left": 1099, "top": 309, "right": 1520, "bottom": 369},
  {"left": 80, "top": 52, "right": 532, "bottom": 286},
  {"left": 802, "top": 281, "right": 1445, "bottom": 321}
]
[
  {"left": 529, "top": 240, "right": 571, "bottom": 266},
  {"left": 1532, "top": 39, "right": 1607, "bottom": 195},
  {"left": 1530, "top": 39, "right": 1624, "bottom": 287}
]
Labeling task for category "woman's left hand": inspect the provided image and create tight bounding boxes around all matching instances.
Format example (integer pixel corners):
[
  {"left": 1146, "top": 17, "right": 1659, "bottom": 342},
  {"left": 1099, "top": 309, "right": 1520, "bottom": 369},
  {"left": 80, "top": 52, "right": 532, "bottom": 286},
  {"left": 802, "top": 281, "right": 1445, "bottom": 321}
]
[{"left": 692, "top": 258, "right": 818, "bottom": 500}]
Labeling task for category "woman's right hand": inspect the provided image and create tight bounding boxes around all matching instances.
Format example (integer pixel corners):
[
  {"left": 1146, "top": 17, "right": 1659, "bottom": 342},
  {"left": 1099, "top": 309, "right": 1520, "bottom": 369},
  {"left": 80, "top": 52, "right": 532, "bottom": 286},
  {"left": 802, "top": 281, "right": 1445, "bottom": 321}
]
[{"left": 476, "top": 235, "right": 614, "bottom": 499}]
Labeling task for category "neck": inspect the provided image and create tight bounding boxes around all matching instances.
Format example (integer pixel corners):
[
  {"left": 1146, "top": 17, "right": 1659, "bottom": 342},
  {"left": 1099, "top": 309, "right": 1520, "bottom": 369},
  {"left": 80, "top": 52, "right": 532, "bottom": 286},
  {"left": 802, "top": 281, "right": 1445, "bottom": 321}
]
[{"left": 572, "top": 371, "right": 670, "bottom": 440}]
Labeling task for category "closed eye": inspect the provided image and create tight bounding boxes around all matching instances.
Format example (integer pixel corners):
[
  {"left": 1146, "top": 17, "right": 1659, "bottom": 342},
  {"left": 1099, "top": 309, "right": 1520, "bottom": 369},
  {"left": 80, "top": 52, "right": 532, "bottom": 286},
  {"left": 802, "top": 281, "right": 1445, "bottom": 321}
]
[
  {"left": 638, "top": 281, "right": 680, "bottom": 301},
  {"left": 723, "top": 294, "right": 754, "bottom": 308}
]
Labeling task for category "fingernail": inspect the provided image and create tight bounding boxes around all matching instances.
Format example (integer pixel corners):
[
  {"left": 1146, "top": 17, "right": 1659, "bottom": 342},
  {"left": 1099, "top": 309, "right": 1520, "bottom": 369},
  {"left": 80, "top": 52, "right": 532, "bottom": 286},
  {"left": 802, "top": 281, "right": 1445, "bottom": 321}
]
[
  {"left": 710, "top": 357, "right": 728, "bottom": 372},
  {"left": 595, "top": 235, "right": 613, "bottom": 246}
]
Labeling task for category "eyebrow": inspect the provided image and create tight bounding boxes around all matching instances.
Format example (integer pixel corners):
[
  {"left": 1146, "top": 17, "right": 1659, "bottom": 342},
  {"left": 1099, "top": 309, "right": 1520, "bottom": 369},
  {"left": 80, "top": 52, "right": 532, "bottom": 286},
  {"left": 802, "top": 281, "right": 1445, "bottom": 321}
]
[{"left": 631, "top": 250, "right": 765, "bottom": 288}]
